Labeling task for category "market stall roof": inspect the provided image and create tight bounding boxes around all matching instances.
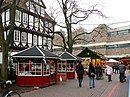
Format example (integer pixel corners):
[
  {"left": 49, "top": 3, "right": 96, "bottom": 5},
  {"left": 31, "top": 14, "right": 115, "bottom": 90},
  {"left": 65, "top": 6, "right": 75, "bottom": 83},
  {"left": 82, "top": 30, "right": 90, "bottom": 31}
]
[
  {"left": 106, "top": 59, "right": 120, "bottom": 63},
  {"left": 120, "top": 56, "right": 130, "bottom": 60},
  {"left": 77, "top": 47, "right": 105, "bottom": 59},
  {"left": 119, "top": 56, "right": 130, "bottom": 64},
  {"left": 59, "top": 51, "right": 78, "bottom": 60},
  {"left": 12, "top": 46, "right": 59, "bottom": 59}
]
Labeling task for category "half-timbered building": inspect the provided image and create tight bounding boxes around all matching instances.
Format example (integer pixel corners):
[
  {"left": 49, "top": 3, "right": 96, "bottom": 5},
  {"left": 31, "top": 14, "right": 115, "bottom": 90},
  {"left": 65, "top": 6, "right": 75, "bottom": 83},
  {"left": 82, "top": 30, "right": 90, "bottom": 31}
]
[{"left": 2, "top": 0, "right": 55, "bottom": 52}]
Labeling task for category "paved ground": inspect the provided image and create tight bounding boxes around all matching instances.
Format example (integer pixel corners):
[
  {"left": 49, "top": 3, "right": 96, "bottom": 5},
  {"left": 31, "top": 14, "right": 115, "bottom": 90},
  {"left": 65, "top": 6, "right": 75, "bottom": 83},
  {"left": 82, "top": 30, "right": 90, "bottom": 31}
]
[{"left": 14, "top": 71, "right": 129, "bottom": 97}]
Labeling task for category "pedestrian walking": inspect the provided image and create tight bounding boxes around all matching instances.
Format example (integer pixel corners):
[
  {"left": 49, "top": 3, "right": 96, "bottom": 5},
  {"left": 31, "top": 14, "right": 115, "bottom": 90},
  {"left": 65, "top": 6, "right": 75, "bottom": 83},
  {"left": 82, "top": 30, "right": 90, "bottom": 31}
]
[
  {"left": 105, "top": 65, "right": 113, "bottom": 82},
  {"left": 114, "top": 64, "right": 119, "bottom": 74},
  {"left": 76, "top": 61, "right": 84, "bottom": 87},
  {"left": 88, "top": 62, "right": 95, "bottom": 88},
  {"left": 95, "top": 64, "right": 102, "bottom": 80},
  {"left": 118, "top": 62, "right": 126, "bottom": 83}
]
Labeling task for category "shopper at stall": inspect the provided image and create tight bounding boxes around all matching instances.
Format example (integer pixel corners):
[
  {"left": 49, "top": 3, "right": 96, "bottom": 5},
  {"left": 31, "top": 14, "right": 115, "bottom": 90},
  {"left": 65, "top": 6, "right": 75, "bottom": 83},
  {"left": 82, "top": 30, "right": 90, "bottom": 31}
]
[{"left": 76, "top": 61, "right": 84, "bottom": 87}]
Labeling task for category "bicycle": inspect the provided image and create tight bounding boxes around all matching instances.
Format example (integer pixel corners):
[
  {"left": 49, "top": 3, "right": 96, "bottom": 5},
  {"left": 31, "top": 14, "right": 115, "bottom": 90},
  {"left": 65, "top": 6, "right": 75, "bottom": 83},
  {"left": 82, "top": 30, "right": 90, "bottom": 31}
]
[{"left": 0, "top": 80, "right": 21, "bottom": 97}]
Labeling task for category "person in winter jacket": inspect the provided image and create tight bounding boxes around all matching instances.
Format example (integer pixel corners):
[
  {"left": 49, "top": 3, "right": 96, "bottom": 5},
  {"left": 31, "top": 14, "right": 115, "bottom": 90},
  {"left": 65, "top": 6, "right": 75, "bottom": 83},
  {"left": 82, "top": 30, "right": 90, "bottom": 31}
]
[
  {"left": 105, "top": 65, "right": 113, "bottom": 82},
  {"left": 88, "top": 62, "right": 96, "bottom": 88},
  {"left": 76, "top": 61, "right": 84, "bottom": 87},
  {"left": 118, "top": 62, "right": 126, "bottom": 83}
]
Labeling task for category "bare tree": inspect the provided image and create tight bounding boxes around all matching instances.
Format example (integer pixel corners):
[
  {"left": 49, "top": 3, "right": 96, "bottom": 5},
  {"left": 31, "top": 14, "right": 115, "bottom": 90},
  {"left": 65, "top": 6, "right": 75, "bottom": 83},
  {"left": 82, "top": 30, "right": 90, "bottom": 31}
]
[
  {"left": 0, "top": 0, "right": 20, "bottom": 80},
  {"left": 49, "top": 0, "right": 107, "bottom": 53}
]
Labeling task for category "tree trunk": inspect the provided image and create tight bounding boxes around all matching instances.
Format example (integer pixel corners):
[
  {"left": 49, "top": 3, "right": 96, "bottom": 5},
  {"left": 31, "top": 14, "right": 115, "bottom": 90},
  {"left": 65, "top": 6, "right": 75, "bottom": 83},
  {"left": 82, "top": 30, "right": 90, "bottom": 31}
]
[
  {"left": 0, "top": 0, "right": 16, "bottom": 80},
  {"left": 1, "top": 41, "right": 8, "bottom": 80}
]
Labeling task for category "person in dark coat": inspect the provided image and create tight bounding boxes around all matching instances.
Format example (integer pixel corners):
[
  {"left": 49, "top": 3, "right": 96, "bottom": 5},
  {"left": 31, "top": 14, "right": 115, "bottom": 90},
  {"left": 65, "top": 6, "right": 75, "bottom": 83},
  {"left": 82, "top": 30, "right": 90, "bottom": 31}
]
[
  {"left": 95, "top": 64, "right": 102, "bottom": 80},
  {"left": 88, "top": 62, "right": 96, "bottom": 88},
  {"left": 76, "top": 61, "right": 84, "bottom": 87}
]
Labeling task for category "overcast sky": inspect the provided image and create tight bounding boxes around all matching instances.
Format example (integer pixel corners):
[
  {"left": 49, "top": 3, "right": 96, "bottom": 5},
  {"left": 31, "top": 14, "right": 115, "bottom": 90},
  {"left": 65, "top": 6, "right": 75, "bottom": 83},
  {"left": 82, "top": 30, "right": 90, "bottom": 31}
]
[{"left": 43, "top": 0, "right": 130, "bottom": 30}]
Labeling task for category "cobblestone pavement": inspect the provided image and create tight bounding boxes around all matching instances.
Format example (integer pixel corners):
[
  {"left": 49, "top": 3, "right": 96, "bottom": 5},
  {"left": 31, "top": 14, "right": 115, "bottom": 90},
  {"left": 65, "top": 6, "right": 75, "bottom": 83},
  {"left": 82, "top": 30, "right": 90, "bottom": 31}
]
[{"left": 16, "top": 72, "right": 129, "bottom": 97}]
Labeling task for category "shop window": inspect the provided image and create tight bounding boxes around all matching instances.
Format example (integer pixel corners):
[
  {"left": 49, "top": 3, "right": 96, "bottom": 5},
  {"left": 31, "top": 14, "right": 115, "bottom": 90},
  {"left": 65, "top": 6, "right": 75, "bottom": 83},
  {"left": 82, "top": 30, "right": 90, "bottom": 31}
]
[
  {"left": 67, "top": 63, "right": 74, "bottom": 71},
  {"left": 43, "top": 63, "right": 50, "bottom": 75},
  {"left": 47, "top": 60, "right": 56, "bottom": 74},
  {"left": 58, "top": 62, "right": 66, "bottom": 72},
  {"left": 15, "top": 60, "right": 42, "bottom": 76},
  {"left": 31, "top": 63, "right": 42, "bottom": 75}
]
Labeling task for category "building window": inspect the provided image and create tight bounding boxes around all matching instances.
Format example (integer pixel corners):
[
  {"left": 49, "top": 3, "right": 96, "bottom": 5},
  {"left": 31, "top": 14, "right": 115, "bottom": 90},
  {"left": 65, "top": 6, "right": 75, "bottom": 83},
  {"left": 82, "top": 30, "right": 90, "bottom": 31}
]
[
  {"left": 43, "top": 37, "right": 48, "bottom": 49},
  {"left": 41, "top": 7, "right": 45, "bottom": 17},
  {"left": 33, "top": 35, "right": 37, "bottom": 45},
  {"left": 38, "top": 36, "right": 42, "bottom": 47},
  {"left": 30, "top": 2, "right": 35, "bottom": 13},
  {"left": 118, "top": 43, "right": 130, "bottom": 48},
  {"left": 47, "top": 38, "right": 52, "bottom": 50},
  {"left": 29, "top": 15, "right": 33, "bottom": 28},
  {"left": 49, "top": 22, "right": 53, "bottom": 32},
  {"left": 5, "top": 9, "right": 10, "bottom": 25},
  {"left": 14, "top": 30, "right": 20, "bottom": 42},
  {"left": 107, "top": 44, "right": 117, "bottom": 49},
  {"left": 118, "top": 30, "right": 129, "bottom": 35},
  {"left": 15, "top": 10, "right": 21, "bottom": 23},
  {"left": 23, "top": 12, "right": 28, "bottom": 27},
  {"left": 21, "top": 32, "right": 27, "bottom": 43},
  {"left": 110, "top": 32, "right": 117, "bottom": 36},
  {"left": 40, "top": 20, "right": 44, "bottom": 31},
  {"left": 28, "top": 33, "right": 32, "bottom": 46},
  {"left": 35, "top": 4, "right": 41, "bottom": 15},
  {"left": 44, "top": 21, "right": 49, "bottom": 32},
  {"left": 34, "top": 17, "right": 39, "bottom": 30}
]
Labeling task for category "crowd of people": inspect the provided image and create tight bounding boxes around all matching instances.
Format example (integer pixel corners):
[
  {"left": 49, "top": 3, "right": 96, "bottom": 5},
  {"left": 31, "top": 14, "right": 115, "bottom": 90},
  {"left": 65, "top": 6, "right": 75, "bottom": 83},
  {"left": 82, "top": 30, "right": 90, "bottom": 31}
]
[{"left": 76, "top": 61, "right": 126, "bottom": 88}]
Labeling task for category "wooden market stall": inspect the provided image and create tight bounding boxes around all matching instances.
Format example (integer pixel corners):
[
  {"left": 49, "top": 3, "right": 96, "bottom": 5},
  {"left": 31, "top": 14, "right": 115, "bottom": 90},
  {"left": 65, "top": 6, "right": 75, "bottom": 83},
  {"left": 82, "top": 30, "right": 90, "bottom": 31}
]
[
  {"left": 12, "top": 46, "right": 59, "bottom": 87},
  {"left": 119, "top": 56, "right": 130, "bottom": 70},
  {"left": 77, "top": 47, "right": 106, "bottom": 68},
  {"left": 58, "top": 51, "right": 80, "bottom": 80}
]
